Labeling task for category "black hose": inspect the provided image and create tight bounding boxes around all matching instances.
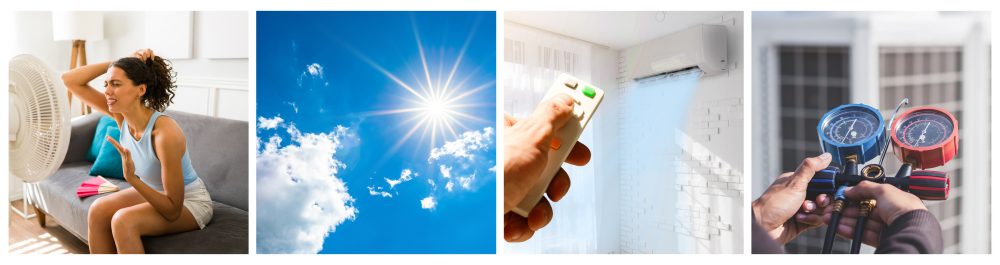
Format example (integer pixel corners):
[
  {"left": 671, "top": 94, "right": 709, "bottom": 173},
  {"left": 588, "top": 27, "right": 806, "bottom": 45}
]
[
  {"left": 822, "top": 210, "right": 842, "bottom": 254},
  {"left": 850, "top": 215, "right": 866, "bottom": 254},
  {"left": 851, "top": 199, "right": 876, "bottom": 254}
]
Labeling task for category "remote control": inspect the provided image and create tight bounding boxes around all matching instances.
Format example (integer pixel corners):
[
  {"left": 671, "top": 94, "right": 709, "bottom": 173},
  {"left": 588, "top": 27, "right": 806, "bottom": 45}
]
[{"left": 512, "top": 73, "right": 604, "bottom": 217}]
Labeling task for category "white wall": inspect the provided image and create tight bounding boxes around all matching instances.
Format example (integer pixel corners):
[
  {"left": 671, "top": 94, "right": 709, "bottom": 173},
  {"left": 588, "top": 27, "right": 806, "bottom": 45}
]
[
  {"left": 618, "top": 12, "right": 744, "bottom": 254},
  {"left": 11, "top": 11, "right": 248, "bottom": 122}
]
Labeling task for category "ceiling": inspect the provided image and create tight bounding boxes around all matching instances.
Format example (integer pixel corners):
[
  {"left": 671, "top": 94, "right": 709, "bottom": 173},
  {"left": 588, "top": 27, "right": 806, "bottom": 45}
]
[{"left": 505, "top": 11, "right": 733, "bottom": 50}]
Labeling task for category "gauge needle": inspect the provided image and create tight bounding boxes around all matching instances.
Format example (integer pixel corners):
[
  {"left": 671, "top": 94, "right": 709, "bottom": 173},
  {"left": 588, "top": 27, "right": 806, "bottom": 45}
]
[
  {"left": 840, "top": 119, "right": 857, "bottom": 143},
  {"left": 917, "top": 122, "right": 930, "bottom": 146}
]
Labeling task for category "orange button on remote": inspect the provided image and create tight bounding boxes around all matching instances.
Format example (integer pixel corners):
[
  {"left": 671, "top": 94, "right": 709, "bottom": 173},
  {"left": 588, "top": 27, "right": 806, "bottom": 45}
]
[{"left": 550, "top": 138, "right": 562, "bottom": 150}]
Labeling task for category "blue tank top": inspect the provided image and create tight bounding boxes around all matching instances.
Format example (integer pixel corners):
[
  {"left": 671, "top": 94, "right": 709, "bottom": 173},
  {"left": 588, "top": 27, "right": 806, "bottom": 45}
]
[{"left": 120, "top": 111, "right": 199, "bottom": 191}]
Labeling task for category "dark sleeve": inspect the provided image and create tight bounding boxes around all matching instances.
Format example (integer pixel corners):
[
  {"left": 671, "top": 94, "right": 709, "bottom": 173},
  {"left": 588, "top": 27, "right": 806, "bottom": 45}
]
[
  {"left": 751, "top": 208, "right": 785, "bottom": 254},
  {"left": 875, "top": 209, "right": 944, "bottom": 254}
]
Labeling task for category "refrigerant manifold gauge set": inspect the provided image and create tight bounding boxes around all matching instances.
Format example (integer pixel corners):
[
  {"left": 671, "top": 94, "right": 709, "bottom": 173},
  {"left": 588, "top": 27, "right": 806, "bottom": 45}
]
[{"left": 807, "top": 99, "right": 956, "bottom": 254}]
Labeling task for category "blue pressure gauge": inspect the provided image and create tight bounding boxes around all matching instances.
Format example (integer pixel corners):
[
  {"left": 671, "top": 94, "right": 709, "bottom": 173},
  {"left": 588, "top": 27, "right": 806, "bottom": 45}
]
[{"left": 817, "top": 104, "right": 886, "bottom": 166}]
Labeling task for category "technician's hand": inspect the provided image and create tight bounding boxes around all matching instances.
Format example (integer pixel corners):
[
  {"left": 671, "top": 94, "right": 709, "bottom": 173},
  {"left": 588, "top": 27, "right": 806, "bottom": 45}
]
[
  {"left": 752, "top": 153, "right": 833, "bottom": 245},
  {"left": 822, "top": 180, "right": 928, "bottom": 247},
  {"left": 105, "top": 136, "right": 137, "bottom": 183},
  {"left": 504, "top": 93, "right": 591, "bottom": 242}
]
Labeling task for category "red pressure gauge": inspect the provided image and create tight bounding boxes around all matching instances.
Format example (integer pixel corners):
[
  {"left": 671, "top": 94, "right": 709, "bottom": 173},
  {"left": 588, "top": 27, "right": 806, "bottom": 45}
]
[{"left": 890, "top": 107, "right": 959, "bottom": 169}]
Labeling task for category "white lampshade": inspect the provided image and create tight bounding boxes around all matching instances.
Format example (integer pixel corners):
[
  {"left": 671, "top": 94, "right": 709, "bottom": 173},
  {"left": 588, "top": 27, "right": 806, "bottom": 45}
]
[{"left": 52, "top": 11, "right": 104, "bottom": 41}]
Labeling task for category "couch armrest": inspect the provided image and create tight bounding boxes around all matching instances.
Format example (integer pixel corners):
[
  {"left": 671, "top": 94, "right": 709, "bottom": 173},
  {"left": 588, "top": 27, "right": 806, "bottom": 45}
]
[{"left": 62, "top": 113, "right": 105, "bottom": 165}]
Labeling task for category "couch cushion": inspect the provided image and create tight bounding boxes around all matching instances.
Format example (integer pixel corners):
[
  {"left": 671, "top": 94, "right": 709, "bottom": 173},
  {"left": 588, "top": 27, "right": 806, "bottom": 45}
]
[
  {"left": 38, "top": 162, "right": 248, "bottom": 254},
  {"left": 161, "top": 110, "right": 248, "bottom": 211},
  {"left": 143, "top": 202, "right": 249, "bottom": 254}
]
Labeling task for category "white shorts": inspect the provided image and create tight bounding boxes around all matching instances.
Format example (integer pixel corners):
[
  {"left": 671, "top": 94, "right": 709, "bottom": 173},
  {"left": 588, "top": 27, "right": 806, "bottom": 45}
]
[{"left": 180, "top": 178, "right": 214, "bottom": 229}]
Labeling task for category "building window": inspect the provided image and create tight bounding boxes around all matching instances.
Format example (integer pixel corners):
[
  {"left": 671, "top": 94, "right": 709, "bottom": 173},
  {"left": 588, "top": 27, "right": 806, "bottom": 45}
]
[
  {"left": 879, "top": 46, "right": 964, "bottom": 253},
  {"left": 777, "top": 46, "right": 852, "bottom": 253}
]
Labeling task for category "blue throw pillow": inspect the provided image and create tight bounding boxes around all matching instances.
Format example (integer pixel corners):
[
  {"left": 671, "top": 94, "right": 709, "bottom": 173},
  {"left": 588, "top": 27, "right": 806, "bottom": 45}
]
[
  {"left": 86, "top": 115, "right": 117, "bottom": 162},
  {"left": 89, "top": 126, "right": 125, "bottom": 179}
]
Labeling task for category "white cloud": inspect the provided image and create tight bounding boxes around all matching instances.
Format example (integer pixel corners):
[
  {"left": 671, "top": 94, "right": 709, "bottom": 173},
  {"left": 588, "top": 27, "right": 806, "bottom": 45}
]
[
  {"left": 429, "top": 127, "right": 495, "bottom": 161},
  {"left": 307, "top": 63, "right": 324, "bottom": 78},
  {"left": 385, "top": 169, "right": 414, "bottom": 189},
  {"left": 445, "top": 181, "right": 454, "bottom": 192},
  {"left": 256, "top": 123, "right": 357, "bottom": 254},
  {"left": 420, "top": 196, "right": 437, "bottom": 210},
  {"left": 439, "top": 165, "right": 452, "bottom": 178},
  {"left": 489, "top": 164, "right": 499, "bottom": 172},
  {"left": 258, "top": 116, "right": 284, "bottom": 130},
  {"left": 427, "top": 179, "right": 435, "bottom": 186},
  {"left": 458, "top": 172, "right": 476, "bottom": 189},
  {"left": 297, "top": 63, "right": 324, "bottom": 87},
  {"left": 367, "top": 186, "right": 392, "bottom": 197},
  {"left": 286, "top": 102, "right": 299, "bottom": 113}
]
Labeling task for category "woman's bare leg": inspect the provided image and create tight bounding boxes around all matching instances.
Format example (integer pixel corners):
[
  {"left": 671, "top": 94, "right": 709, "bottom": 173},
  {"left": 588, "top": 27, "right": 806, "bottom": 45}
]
[
  {"left": 87, "top": 188, "right": 145, "bottom": 254},
  {"left": 111, "top": 202, "right": 200, "bottom": 254}
]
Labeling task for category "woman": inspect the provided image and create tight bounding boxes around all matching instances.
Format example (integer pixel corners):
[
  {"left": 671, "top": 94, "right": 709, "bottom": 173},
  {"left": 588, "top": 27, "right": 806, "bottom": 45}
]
[{"left": 62, "top": 48, "right": 213, "bottom": 254}]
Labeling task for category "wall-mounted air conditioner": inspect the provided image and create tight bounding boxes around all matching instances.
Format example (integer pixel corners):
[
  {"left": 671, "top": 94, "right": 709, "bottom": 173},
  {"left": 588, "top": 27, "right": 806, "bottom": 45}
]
[{"left": 629, "top": 24, "right": 728, "bottom": 80}]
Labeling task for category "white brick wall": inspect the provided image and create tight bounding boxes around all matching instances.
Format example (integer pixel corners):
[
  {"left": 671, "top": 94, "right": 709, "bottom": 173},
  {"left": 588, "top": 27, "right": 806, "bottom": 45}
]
[{"left": 617, "top": 12, "right": 743, "bottom": 254}]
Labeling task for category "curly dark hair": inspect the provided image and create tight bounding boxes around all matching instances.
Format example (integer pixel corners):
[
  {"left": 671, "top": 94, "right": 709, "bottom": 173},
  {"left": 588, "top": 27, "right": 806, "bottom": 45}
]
[{"left": 109, "top": 56, "right": 177, "bottom": 112}]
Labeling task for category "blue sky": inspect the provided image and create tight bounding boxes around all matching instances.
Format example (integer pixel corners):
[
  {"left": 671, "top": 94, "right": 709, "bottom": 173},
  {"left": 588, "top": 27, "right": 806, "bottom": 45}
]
[{"left": 255, "top": 12, "right": 496, "bottom": 254}]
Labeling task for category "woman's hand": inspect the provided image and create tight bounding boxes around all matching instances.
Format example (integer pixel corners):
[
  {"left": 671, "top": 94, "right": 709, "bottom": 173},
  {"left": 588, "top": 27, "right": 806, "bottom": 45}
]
[
  {"left": 131, "top": 48, "right": 155, "bottom": 62},
  {"left": 105, "top": 136, "right": 137, "bottom": 182}
]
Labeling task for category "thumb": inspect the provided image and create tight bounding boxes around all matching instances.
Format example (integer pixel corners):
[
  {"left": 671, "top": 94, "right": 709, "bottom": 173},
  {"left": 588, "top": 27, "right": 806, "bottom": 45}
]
[
  {"left": 787, "top": 153, "right": 832, "bottom": 189},
  {"left": 843, "top": 180, "right": 886, "bottom": 202},
  {"left": 523, "top": 93, "right": 574, "bottom": 143}
]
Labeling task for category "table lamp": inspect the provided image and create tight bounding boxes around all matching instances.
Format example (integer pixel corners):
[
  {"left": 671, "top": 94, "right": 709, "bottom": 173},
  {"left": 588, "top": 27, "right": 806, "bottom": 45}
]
[{"left": 52, "top": 11, "right": 104, "bottom": 115}]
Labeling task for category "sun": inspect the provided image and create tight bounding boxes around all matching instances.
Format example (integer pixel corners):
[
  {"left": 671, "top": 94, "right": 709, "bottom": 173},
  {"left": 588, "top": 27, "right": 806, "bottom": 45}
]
[
  {"left": 346, "top": 18, "right": 494, "bottom": 162},
  {"left": 427, "top": 100, "right": 446, "bottom": 115}
]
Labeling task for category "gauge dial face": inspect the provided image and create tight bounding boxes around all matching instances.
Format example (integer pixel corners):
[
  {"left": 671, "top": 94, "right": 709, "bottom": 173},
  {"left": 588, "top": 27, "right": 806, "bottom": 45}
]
[
  {"left": 894, "top": 110, "right": 954, "bottom": 148},
  {"left": 823, "top": 109, "right": 881, "bottom": 144}
]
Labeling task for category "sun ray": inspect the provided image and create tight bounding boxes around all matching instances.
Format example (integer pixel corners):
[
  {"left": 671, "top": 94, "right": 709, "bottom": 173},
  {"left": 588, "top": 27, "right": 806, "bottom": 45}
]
[
  {"left": 364, "top": 107, "right": 427, "bottom": 116},
  {"left": 444, "top": 109, "right": 492, "bottom": 124},
  {"left": 442, "top": 66, "right": 482, "bottom": 101},
  {"left": 406, "top": 64, "right": 432, "bottom": 101},
  {"left": 442, "top": 113, "right": 460, "bottom": 140},
  {"left": 436, "top": 48, "right": 445, "bottom": 102},
  {"left": 345, "top": 47, "right": 431, "bottom": 103},
  {"left": 411, "top": 15, "right": 435, "bottom": 102},
  {"left": 415, "top": 115, "right": 433, "bottom": 153},
  {"left": 441, "top": 20, "right": 477, "bottom": 100},
  {"left": 443, "top": 81, "right": 495, "bottom": 105},
  {"left": 446, "top": 102, "right": 496, "bottom": 109},
  {"left": 443, "top": 112, "right": 472, "bottom": 132},
  {"left": 429, "top": 116, "right": 439, "bottom": 152},
  {"left": 381, "top": 114, "right": 431, "bottom": 161}
]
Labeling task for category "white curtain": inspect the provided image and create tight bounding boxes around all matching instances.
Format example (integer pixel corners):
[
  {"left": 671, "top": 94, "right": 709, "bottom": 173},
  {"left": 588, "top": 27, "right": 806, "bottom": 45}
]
[{"left": 503, "top": 21, "right": 597, "bottom": 254}]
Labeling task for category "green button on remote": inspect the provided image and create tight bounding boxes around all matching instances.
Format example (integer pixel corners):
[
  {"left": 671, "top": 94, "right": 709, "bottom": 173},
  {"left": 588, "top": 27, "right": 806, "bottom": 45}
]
[{"left": 582, "top": 86, "right": 596, "bottom": 98}]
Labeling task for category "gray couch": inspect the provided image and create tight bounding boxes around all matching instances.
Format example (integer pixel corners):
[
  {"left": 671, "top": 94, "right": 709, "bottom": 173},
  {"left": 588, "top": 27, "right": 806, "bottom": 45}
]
[{"left": 36, "top": 110, "right": 248, "bottom": 254}]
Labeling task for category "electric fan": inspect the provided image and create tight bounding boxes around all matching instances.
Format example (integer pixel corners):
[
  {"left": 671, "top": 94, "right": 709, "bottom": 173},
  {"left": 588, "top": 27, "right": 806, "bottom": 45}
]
[{"left": 9, "top": 54, "right": 73, "bottom": 221}]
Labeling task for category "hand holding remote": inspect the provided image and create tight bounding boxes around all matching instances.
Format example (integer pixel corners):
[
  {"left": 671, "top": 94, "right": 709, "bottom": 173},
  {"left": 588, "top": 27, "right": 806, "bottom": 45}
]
[{"left": 503, "top": 94, "right": 592, "bottom": 242}]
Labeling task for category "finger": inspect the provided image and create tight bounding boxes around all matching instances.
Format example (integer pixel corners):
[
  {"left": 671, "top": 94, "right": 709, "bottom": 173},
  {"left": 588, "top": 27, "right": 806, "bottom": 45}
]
[
  {"left": 795, "top": 212, "right": 825, "bottom": 227},
  {"left": 815, "top": 194, "right": 830, "bottom": 207},
  {"left": 503, "top": 114, "right": 518, "bottom": 127},
  {"left": 834, "top": 217, "right": 884, "bottom": 246},
  {"left": 527, "top": 198, "right": 553, "bottom": 231},
  {"left": 546, "top": 168, "right": 571, "bottom": 202},
  {"left": 842, "top": 181, "right": 887, "bottom": 202},
  {"left": 503, "top": 214, "right": 534, "bottom": 242},
  {"left": 786, "top": 153, "right": 832, "bottom": 189},
  {"left": 105, "top": 136, "right": 126, "bottom": 153},
  {"left": 802, "top": 200, "right": 819, "bottom": 213},
  {"left": 522, "top": 94, "right": 575, "bottom": 151},
  {"left": 564, "top": 142, "right": 591, "bottom": 166}
]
